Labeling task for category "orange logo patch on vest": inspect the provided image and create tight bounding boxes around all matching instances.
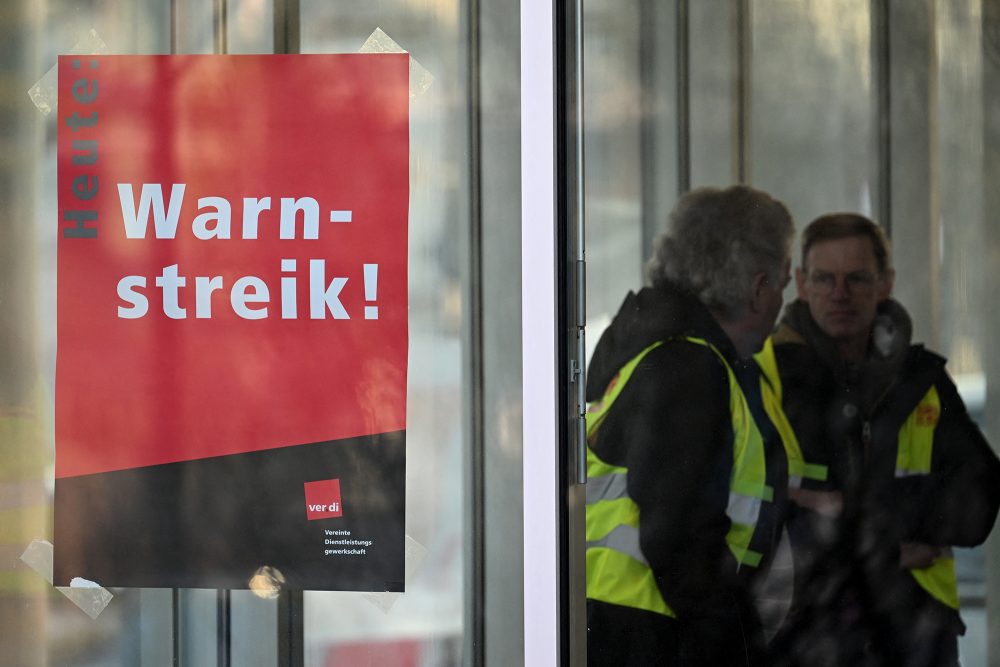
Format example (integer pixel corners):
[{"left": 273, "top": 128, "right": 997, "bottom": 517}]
[{"left": 916, "top": 403, "right": 939, "bottom": 427}]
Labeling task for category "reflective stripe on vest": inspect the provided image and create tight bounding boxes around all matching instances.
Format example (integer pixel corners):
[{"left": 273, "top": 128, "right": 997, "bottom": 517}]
[
  {"left": 894, "top": 386, "right": 960, "bottom": 610},
  {"left": 585, "top": 337, "right": 773, "bottom": 618},
  {"left": 754, "top": 337, "right": 828, "bottom": 488}
]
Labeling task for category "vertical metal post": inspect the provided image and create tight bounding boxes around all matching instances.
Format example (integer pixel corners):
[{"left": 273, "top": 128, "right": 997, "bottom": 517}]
[
  {"left": 873, "top": 0, "right": 892, "bottom": 235},
  {"left": 277, "top": 590, "right": 304, "bottom": 667},
  {"left": 274, "top": 0, "right": 301, "bottom": 55},
  {"left": 463, "top": 0, "right": 486, "bottom": 662},
  {"left": 733, "top": 0, "right": 751, "bottom": 184},
  {"left": 214, "top": 10, "right": 231, "bottom": 661},
  {"left": 926, "top": 0, "right": 941, "bottom": 352},
  {"left": 882, "top": 0, "right": 939, "bottom": 348},
  {"left": 569, "top": 0, "right": 586, "bottom": 489},
  {"left": 676, "top": 0, "right": 691, "bottom": 195},
  {"left": 639, "top": 0, "right": 656, "bottom": 279},
  {"left": 170, "top": 0, "right": 179, "bottom": 54},
  {"left": 480, "top": 0, "right": 533, "bottom": 660},
  {"left": 214, "top": 0, "right": 228, "bottom": 55},
  {"left": 559, "top": 0, "right": 588, "bottom": 659},
  {"left": 271, "top": 5, "right": 303, "bottom": 666},
  {"left": 216, "top": 591, "right": 231, "bottom": 667},
  {"left": 172, "top": 589, "right": 181, "bottom": 666}
]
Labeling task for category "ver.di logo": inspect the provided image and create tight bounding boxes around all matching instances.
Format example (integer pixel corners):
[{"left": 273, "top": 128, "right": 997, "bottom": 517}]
[{"left": 303, "top": 478, "right": 343, "bottom": 520}]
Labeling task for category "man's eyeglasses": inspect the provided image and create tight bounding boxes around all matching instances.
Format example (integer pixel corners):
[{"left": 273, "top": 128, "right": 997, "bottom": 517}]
[{"left": 806, "top": 270, "right": 877, "bottom": 296}]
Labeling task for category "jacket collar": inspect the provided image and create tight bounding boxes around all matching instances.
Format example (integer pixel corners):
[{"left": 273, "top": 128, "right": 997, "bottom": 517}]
[
  {"left": 586, "top": 282, "right": 741, "bottom": 401},
  {"left": 775, "top": 298, "right": 914, "bottom": 408}
]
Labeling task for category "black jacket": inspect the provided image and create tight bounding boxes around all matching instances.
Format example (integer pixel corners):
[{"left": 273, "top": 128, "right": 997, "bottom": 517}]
[
  {"left": 770, "top": 299, "right": 1000, "bottom": 666},
  {"left": 586, "top": 283, "right": 787, "bottom": 666}
]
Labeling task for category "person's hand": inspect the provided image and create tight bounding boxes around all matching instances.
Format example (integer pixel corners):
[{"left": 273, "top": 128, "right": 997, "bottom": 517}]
[
  {"left": 788, "top": 488, "right": 843, "bottom": 518},
  {"left": 899, "top": 542, "right": 942, "bottom": 569}
]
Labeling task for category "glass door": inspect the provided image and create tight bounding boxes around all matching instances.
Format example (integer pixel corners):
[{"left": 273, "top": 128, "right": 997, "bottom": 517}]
[
  {"left": 0, "top": 0, "right": 530, "bottom": 665},
  {"left": 574, "top": 1, "right": 1000, "bottom": 664}
]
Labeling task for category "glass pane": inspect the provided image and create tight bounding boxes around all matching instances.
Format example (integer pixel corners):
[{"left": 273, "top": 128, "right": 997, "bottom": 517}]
[
  {"left": 300, "top": 3, "right": 468, "bottom": 665},
  {"left": 750, "top": 0, "right": 876, "bottom": 228},
  {"left": 934, "top": 1, "right": 989, "bottom": 663},
  {"left": 689, "top": 0, "right": 737, "bottom": 187},
  {"left": 229, "top": 0, "right": 274, "bottom": 54},
  {"left": 582, "top": 0, "right": 656, "bottom": 344},
  {"left": 4, "top": 0, "right": 490, "bottom": 665},
  {"left": 5, "top": 3, "right": 177, "bottom": 665},
  {"left": 578, "top": 0, "right": 1000, "bottom": 664},
  {"left": 935, "top": 0, "right": 985, "bottom": 393}
]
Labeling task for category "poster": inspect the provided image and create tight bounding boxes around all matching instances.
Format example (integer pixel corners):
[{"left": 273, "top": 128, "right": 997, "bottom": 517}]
[{"left": 54, "top": 54, "right": 409, "bottom": 591}]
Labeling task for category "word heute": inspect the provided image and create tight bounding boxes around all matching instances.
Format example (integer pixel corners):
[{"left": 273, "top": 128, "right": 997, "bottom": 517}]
[
  {"left": 110, "top": 183, "right": 379, "bottom": 321},
  {"left": 63, "top": 58, "right": 101, "bottom": 239}
]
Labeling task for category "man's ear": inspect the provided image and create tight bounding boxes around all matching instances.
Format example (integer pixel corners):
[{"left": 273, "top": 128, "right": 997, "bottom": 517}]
[
  {"left": 877, "top": 268, "right": 895, "bottom": 302},
  {"left": 795, "top": 267, "right": 808, "bottom": 300}
]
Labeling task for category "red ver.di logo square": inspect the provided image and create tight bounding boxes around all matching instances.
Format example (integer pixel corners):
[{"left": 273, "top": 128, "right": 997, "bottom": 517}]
[{"left": 304, "top": 479, "right": 343, "bottom": 520}]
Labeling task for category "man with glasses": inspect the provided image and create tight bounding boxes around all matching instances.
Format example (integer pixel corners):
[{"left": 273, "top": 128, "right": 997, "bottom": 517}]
[{"left": 761, "top": 213, "right": 1000, "bottom": 666}]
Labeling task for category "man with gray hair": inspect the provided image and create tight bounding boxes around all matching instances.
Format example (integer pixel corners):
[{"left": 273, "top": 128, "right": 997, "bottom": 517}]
[{"left": 585, "top": 185, "right": 796, "bottom": 665}]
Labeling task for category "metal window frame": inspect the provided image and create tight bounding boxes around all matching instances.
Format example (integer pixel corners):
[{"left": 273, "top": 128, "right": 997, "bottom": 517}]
[
  {"left": 271, "top": 2, "right": 304, "bottom": 666},
  {"left": 464, "top": 0, "right": 487, "bottom": 662},
  {"left": 521, "top": 0, "right": 562, "bottom": 664}
]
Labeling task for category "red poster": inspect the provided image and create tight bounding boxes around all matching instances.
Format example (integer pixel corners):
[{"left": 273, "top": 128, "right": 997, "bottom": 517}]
[{"left": 54, "top": 55, "right": 409, "bottom": 591}]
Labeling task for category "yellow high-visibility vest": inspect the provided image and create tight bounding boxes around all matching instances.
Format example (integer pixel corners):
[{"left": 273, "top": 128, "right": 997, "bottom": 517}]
[
  {"left": 585, "top": 337, "right": 781, "bottom": 618},
  {"left": 755, "top": 338, "right": 829, "bottom": 488},
  {"left": 896, "top": 386, "right": 960, "bottom": 610},
  {"left": 756, "top": 338, "right": 958, "bottom": 611}
]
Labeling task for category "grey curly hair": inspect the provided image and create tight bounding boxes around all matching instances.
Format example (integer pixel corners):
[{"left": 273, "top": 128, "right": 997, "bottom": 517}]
[{"left": 645, "top": 185, "right": 794, "bottom": 319}]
